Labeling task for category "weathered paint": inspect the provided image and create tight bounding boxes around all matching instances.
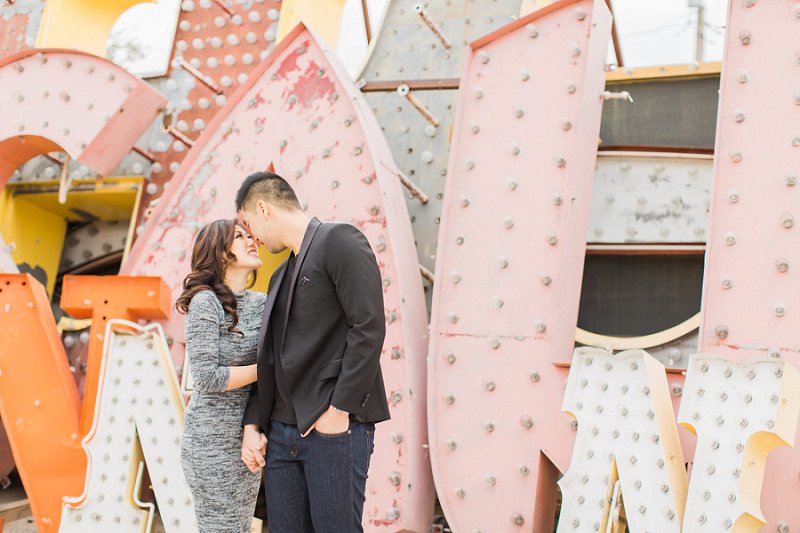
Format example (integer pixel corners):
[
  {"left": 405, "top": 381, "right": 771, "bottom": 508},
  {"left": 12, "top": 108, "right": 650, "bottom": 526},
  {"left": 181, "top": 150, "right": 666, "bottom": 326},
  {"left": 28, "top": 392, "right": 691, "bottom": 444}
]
[
  {"left": 427, "top": 1, "right": 611, "bottom": 530},
  {"left": 123, "top": 24, "right": 433, "bottom": 531},
  {"left": 0, "top": 274, "right": 86, "bottom": 533},
  {"left": 697, "top": 0, "right": 800, "bottom": 528}
]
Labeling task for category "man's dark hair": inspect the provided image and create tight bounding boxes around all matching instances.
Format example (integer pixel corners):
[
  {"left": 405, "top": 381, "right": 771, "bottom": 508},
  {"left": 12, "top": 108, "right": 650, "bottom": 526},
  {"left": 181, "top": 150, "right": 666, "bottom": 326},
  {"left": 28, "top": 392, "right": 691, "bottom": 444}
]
[{"left": 235, "top": 171, "right": 301, "bottom": 211}]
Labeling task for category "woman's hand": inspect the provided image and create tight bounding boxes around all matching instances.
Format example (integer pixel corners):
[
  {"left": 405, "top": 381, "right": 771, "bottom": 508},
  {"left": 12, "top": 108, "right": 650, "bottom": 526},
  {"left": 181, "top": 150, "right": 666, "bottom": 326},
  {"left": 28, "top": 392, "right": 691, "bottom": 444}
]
[{"left": 241, "top": 424, "right": 267, "bottom": 473}]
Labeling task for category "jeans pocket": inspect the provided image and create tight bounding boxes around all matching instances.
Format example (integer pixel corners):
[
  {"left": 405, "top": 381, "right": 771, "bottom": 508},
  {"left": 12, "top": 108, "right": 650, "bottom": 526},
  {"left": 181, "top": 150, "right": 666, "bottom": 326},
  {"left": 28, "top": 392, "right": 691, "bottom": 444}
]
[
  {"left": 314, "top": 428, "right": 351, "bottom": 438},
  {"left": 364, "top": 426, "right": 375, "bottom": 470}
]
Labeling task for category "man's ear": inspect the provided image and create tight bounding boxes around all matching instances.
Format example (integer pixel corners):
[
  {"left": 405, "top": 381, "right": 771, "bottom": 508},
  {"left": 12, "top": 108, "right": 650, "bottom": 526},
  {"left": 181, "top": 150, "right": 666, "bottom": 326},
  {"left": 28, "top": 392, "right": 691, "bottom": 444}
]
[{"left": 256, "top": 199, "right": 269, "bottom": 218}]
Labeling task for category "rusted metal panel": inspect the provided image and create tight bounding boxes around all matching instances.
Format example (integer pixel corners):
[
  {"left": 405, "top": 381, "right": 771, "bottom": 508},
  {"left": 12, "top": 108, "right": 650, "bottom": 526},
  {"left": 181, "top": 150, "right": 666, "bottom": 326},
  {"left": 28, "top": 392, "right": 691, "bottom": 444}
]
[
  {"left": 122, "top": 24, "right": 433, "bottom": 531},
  {"left": 359, "top": 0, "right": 522, "bottom": 301},
  {"left": 359, "top": 0, "right": 522, "bottom": 81},
  {"left": 60, "top": 221, "right": 129, "bottom": 273},
  {"left": 0, "top": 0, "right": 45, "bottom": 59},
  {"left": 0, "top": 49, "right": 166, "bottom": 186},
  {"left": 361, "top": 89, "right": 454, "bottom": 280},
  {"left": 588, "top": 152, "right": 712, "bottom": 244},
  {"left": 428, "top": 1, "right": 611, "bottom": 530},
  {"left": 697, "top": 1, "right": 800, "bottom": 528},
  {"left": 131, "top": 0, "right": 283, "bottom": 234}
]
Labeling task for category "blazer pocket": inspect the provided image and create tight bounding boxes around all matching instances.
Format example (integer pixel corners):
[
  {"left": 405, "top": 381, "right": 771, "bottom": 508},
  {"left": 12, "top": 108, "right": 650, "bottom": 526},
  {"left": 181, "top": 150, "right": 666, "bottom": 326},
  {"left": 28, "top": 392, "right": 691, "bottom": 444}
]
[{"left": 319, "top": 358, "right": 343, "bottom": 381}]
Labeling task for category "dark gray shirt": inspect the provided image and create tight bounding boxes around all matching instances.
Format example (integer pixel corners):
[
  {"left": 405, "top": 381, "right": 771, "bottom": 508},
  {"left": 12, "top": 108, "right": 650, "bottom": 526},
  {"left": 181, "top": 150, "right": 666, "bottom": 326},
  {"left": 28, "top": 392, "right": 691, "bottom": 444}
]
[
  {"left": 271, "top": 253, "right": 297, "bottom": 424},
  {"left": 269, "top": 219, "right": 317, "bottom": 425}
]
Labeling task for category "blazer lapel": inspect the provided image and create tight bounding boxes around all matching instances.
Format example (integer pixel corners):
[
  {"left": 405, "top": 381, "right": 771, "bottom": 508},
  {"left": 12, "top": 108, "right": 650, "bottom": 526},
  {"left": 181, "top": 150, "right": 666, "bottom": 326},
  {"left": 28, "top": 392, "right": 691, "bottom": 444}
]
[
  {"left": 256, "top": 263, "right": 288, "bottom": 362},
  {"left": 279, "top": 217, "right": 322, "bottom": 354}
]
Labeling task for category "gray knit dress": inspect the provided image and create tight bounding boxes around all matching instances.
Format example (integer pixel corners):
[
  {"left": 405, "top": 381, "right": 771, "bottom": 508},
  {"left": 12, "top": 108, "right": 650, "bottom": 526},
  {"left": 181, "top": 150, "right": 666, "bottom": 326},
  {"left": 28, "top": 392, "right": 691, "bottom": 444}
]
[{"left": 180, "top": 289, "right": 265, "bottom": 533}]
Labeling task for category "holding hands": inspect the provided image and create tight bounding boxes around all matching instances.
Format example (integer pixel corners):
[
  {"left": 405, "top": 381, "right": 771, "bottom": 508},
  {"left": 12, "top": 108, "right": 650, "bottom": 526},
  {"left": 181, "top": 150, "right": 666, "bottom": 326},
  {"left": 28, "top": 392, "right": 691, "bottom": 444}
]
[{"left": 241, "top": 424, "right": 267, "bottom": 473}]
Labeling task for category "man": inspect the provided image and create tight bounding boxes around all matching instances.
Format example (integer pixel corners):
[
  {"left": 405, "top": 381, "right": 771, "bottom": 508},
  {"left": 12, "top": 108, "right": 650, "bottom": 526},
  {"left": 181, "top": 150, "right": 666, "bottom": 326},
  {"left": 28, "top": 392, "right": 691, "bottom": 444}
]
[{"left": 235, "top": 171, "right": 390, "bottom": 532}]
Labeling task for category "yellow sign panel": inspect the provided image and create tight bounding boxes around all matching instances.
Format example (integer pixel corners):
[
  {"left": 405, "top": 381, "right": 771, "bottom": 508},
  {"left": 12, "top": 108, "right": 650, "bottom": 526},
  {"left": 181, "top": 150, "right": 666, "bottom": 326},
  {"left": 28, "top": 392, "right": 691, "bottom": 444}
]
[
  {"left": 276, "top": 0, "right": 347, "bottom": 49},
  {"left": 36, "top": 0, "right": 155, "bottom": 56}
]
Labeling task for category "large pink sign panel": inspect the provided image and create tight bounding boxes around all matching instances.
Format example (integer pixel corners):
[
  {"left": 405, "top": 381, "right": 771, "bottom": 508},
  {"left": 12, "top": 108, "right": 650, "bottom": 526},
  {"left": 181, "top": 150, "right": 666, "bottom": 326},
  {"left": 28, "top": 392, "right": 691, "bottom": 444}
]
[
  {"left": 122, "top": 24, "right": 433, "bottom": 531},
  {"left": 698, "top": 1, "right": 800, "bottom": 528},
  {"left": 428, "top": 1, "right": 611, "bottom": 530}
]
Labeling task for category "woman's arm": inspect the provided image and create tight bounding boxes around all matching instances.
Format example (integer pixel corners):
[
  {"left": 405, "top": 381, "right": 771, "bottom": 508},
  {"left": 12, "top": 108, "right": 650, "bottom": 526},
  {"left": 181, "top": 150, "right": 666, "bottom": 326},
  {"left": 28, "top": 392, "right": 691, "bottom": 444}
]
[
  {"left": 225, "top": 364, "right": 257, "bottom": 390},
  {"left": 185, "top": 291, "right": 231, "bottom": 393},
  {"left": 186, "top": 292, "right": 259, "bottom": 392}
]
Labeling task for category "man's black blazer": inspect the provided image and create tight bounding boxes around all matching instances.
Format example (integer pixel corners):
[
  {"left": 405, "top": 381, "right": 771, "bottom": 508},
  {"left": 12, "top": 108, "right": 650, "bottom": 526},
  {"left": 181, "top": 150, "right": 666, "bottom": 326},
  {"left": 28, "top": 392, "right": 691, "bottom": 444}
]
[{"left": 243, "top": 218, "right": 390, "bottom": 435}]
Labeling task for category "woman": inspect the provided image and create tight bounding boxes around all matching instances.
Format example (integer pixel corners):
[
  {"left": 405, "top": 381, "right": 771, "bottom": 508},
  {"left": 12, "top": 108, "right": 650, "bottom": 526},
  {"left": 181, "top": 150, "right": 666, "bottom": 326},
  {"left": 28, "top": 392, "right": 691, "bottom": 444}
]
[{"left": 176, "top": 219, "right": 265, "bottom": 532}]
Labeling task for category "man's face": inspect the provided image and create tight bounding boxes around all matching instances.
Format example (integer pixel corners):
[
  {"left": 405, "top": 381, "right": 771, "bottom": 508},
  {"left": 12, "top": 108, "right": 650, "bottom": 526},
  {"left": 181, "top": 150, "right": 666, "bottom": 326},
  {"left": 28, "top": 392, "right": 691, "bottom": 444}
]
[{"left": 238, "top": 200, "right": 287, "bottom": 254}]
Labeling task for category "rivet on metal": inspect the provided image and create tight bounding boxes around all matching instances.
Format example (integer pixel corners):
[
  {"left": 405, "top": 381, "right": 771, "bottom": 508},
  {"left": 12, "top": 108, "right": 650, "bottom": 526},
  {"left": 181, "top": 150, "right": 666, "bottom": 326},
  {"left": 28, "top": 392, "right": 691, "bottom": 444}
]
[
  {"left": 739, "top": 30, "right": 752, "bottom": 45},
  {"left": 737, "top": 70, "right": 750, "bottom": 84}
]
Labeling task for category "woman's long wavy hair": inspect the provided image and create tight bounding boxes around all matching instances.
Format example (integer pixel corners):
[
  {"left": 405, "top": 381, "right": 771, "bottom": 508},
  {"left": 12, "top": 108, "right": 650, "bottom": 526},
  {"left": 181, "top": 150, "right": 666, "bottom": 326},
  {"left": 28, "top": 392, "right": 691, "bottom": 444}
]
[{"left": 175, "top": 219, "right": 257, "bottom": 334}]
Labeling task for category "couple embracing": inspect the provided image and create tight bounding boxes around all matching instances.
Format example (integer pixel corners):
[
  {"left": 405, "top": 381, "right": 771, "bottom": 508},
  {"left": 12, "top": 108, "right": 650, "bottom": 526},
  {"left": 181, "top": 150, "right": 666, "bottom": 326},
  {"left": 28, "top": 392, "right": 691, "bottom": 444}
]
[{"left": 176, "top": 172, "right": 390, "bottom": 532}]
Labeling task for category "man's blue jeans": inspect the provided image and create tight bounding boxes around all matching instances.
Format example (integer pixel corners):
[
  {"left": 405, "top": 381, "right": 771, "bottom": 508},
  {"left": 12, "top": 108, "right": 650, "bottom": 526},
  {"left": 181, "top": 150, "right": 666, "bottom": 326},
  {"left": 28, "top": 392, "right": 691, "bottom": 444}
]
[{"left": 265, "top": 420, "right": 375, "bottom": 532}]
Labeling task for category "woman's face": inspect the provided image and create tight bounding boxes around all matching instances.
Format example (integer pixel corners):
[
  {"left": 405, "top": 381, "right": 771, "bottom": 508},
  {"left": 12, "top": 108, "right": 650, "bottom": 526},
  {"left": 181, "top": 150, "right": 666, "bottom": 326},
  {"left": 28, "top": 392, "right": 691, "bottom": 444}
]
[{"left": 229, "top": 225, "right": 263, "bottom": 271}]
